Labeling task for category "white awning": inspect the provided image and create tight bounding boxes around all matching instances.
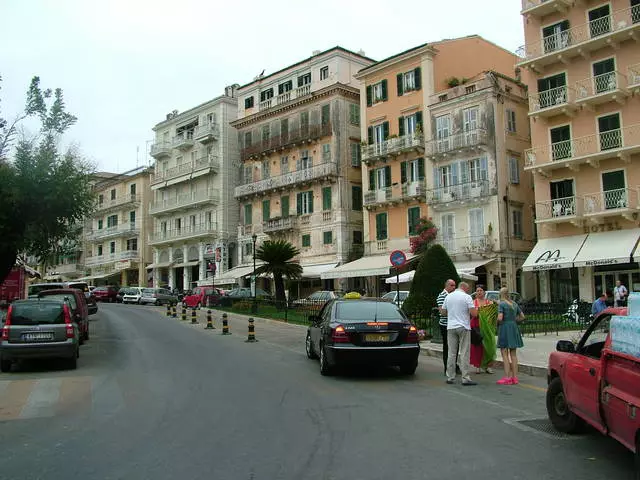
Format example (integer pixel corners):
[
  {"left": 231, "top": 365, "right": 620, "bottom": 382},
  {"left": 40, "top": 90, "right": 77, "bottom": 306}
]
[
  {"left": 321, "top": 254, "right": 414, "bottom": 280},
  {"left": 573, "top": 229, "right": 640, "bottom": 268},
  {"left": 454, "top": 258, "right": 496, "bottom": 274},
  {"left": 385, "top": 269, "right": 478, "bottom": 284},
  {"left": 146, "top": 261, "right": 175, "bottom": 270},
  {"left": 214, "top": 264, "right": 264, "bottom": 284},
  {"left": 522, "top": 234, "right": 588, "bottom": 272},
  {"left": 301, "top": 263, "right": 337, "bottom": 278},
  {"left": 174, "top": 261, "right": 199, "bottom": 268}
]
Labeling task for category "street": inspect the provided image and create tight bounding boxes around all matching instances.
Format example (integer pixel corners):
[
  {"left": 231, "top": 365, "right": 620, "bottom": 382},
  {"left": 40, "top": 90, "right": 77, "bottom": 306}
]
[{"left": 0, "top": 304, "right": 635, "bottom": 480}]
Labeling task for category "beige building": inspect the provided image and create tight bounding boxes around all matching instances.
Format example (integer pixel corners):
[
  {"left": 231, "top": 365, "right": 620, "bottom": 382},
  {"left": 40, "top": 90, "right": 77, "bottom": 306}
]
[
  {"left": 82, "top": 167, "right": 153, "bottom": 286},
  {"left": 227, "top": 47, "right": 374, "bottom": 295},
  {"left": 148, "top": 87, "right": 239, "bottom": 290},
  {"left": 519, "top": 0, "right": 640, "bottom": 302}
]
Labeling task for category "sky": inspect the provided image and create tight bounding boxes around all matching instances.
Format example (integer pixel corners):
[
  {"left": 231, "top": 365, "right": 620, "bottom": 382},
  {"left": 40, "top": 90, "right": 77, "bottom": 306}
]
[{"left": 0, "top": 0, "right": 525, "bottom": 174}]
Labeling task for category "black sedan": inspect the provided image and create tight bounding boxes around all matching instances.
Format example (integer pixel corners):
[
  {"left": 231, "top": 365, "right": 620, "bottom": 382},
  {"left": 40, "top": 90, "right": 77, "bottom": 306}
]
[{"left": 305, "top": 297, "right": 420, "bottom": 376}]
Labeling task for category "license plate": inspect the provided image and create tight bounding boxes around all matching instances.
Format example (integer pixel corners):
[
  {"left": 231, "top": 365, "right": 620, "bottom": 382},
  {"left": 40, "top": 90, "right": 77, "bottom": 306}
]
[
  {"left": 364, "top": 333, "right": 390, "bottom": 342},
  {"left": 23, "top": 332, "right": 54, "bottom": 341}
]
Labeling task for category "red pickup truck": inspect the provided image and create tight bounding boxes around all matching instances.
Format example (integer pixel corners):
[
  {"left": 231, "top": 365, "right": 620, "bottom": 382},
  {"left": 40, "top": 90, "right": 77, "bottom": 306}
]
[{"left": 546, "top": 307, "right": 639, "bottom": 475}]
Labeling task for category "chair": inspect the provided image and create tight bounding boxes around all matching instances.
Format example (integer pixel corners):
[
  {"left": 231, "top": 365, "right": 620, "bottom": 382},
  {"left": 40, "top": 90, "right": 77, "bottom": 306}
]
[{"left": 552, "top": 203, "right": 563, "bottom": 217}]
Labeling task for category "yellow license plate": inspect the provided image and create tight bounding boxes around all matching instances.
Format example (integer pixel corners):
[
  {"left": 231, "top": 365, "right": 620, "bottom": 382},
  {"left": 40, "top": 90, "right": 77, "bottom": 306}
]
[{"left": 365, "top": 334, "right": 390, "bottom": 342}]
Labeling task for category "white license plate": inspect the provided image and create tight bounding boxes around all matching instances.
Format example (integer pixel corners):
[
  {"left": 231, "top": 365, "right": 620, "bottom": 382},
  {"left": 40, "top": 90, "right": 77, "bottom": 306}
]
[{"left": 23, "top": 332, "right": 54, "bottom": 341}]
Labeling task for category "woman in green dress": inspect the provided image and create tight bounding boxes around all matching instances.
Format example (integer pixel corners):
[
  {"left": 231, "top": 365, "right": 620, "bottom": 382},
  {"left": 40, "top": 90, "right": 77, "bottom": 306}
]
[{"left": 496, "top": 287, "right": 524, "bottom": 385}]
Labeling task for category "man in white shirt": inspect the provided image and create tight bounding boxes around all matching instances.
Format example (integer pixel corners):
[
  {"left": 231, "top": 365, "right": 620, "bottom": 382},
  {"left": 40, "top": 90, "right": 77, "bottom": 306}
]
[
  {"left": 614, "top": 280, "right": 628, "bottom": 307},
  {"left": 441, "top": 282, "right": 478, "bottom": 385}
]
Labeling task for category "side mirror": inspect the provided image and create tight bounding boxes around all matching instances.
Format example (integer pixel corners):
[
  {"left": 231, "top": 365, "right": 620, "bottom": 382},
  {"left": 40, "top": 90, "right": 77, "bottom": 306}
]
[
  {"left": 308, "top": 315, "right": 321, "bottom": 325},
  {"left": 556, "top": 340, "right": 576, "bottom": 353}
]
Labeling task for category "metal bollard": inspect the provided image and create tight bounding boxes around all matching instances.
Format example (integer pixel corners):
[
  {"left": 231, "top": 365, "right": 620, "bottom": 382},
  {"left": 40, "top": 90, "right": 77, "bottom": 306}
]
[
  {"left": 205, "top": 309, "right": 215, "bottom": 329},
  {"left": 191, "top": 307, "right": 198, "bottom": 324},
  {"left": 172, "top": 304, "right": 177, "bottom": 318},
  {"left": 181, "top": 304, "right": 187, "bottom": 321},
  {"left": 245, "top": 317, "right": 258, "bottom": 343},
  {"left": 221, "top": 312, "right": 231, "bottom": 335},
  {"left": 166, "top": 304, "right": 171, "bottom": 317}
]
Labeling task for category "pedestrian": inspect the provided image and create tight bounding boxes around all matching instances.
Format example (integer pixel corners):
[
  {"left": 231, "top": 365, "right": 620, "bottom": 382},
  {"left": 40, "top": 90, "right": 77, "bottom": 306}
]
[
  {"left": 591, "top": 291, "right": 608, "bottom": 316},
  {"left": 437, "top": 279, "right": 458, "bottom": 376},
  {"left": 614, "top": 280, "right": 628, "bottom": 307},
  {"left": 441, "top": 281, "right": 477, "bottom": 386},
  {"left": 470, "top": 285, "right": 495, "bottom": 374},
  {"left": 496, "top": 287, "right": 525, "bottom": 385}
]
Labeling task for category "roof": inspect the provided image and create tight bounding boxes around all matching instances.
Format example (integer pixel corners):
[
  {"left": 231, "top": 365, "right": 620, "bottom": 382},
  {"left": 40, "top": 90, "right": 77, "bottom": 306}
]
[{"left": 152, "top": 93, "right": 238, "bottom": 130}]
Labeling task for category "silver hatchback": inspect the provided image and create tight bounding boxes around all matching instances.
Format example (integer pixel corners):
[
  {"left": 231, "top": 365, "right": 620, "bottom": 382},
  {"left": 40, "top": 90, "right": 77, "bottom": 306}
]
[{"left": 139, "top": 288, "right": 178, "bottom": 306}]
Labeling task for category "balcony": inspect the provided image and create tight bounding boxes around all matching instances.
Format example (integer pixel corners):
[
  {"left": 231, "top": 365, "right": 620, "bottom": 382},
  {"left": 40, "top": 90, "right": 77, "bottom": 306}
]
[
  {"left": 521, "top": 0, "right": 572, "bottom": 17},
  {"left": 525, "top": 123, "right": 640, "bottom": 174},
  {"left": 193, "top": 123, "right": 219, "bottom": 143},
  {"left": 529, "top": 85, "right": 578, "bottom": 119},
  {"left": 361, "top": 133, "right": 424, "bottom": 164},
  {"left": 149, "top": 189, "right": 220, "bottom": 215},
  {"left": 85, "top": 250, "right": 140, "bottom": 267},
  {"left": 234, "top": 161, "right": 338, "bottom": 199},
  {"left": 426, "top": 180, "right": 494, "bottom": 210},
  {"left": 150, "top": 142, "right": 171, "bottom": 158},
  {"left": 363, "top": 181, "right": 426, "bottom": 209},
  {"left": 629, "top": 63, "right": 640, "bottom": 93},
  {"left": 574, "top": 71, "right": 630, "bottom": 107},
  {"left": 535, "top": 195, "right": 583, "bottom": 226},
  {"left": 583, "top": 188, "right": 639, "bottom": 221},
  {"left": 256, "top": 85, "right": 312, "bottom": 113},
  {"left": 151, "top": 155, "right": 220, "bottom": 186},
  {"left": 439, "top": 235, "right": 492, "bottom": 256},
  {"left": 241, "top": 123, "right": 332, "bottom": 160},
  {"left": 96, "top": 194, "right": 141, "bottom": 212},
  {"left": 263, "top": 216, "right": 298, "bottom": 234},
  {"left": 425, "top": 129, "right": 488, "bottom": 160},
  {"left": 52, "top": 263, "right": 82, "bottom": 275},
  {"left": 86, "top": 223, "right": 141, "bottom": 241},
  {"left": 516, "top": 6, "right": 640, "bottom": 71},
  {"left": 149, "top": 223, "right": 219, "bottom": 245},
  {"left": 172, "top": 132, "right": 194, "bottom": 150}
]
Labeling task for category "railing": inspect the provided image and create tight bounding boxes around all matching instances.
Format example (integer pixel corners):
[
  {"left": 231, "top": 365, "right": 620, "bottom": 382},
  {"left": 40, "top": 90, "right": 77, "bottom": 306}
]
[
  {"left": 152, "top": 156, "right": 219, "bottom": 184},
  {"left": 529, "top": 85, "right": 574, "bottom": 112},
  {"left": 425, "top": 129, "right": 488, "bottom": 157},
  {"left": 521, "top": 0, "right": 571, "bottom": 13},
  {"left": 517, "top": 6, "right": 640, "bottom": 63},
  {"left": 438, "top": 235, "right": 492, "bottom": 255},
  {"left": 241, "top": 123, "right": 332, "bottom": 160},
  {"left": 536, "top": 196, "right": 581, "bottom": 221},
  {"left": 149, "top": 189, "right": 220, "bottom": 215},
  {"left": 583, "top": 188, "right": 638, "bottom": 215},
  {"left": 364, "top": 188, "right": 392, "bottom": 206},
  {"left": 426, "top": 179, "right": 492, "bottom": 205},
  {"left": 255, "top": 85, "right": 312, "bottom": 112},
  {"left": 629, "top": 63, "right": 640, "bottom": 87},
  {"left": 234, "top": 161, "right": 337, "bottom": 198},
  {"left": 193, "top": 123, "right": 219, "bottom": 140},
  {"left": 85, "top": 250, "right": 140, "bottom": 266},
  {"left": 53, "top": 263, "right": 82, "bottom": 274},
  {"left": 149, "top": 223, "right": 219, "bottom": 243},
  {"left": 574, "top": 71, "right": 627, "bottom": 100},
  {"left": 96, "top": 194, "right": 141, "bottom": 211},
  {"left": 525, "top": 123, "right": 640, "bottom": 168},
  {"left": 263, "top": 216, "right": 298, "bottom": 233},
  {"left": 362, "top": 181, "right": 427, "bottom": 207},
  {"left": 361, "top": 133, "right": 424, "bottom": 162},
  {"left": 172, "top": 132, "right": 194, "bottom": 148},
  {"left": 86, "top": 223, "right": 140, "bottom": 241},
  {"left": 150, "top": 142, "right": 171, "bottom": 157}
]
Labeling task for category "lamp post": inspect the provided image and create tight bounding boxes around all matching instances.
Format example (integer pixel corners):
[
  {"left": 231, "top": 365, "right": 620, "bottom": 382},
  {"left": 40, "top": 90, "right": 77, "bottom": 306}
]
[{"left": 251, "top": 233, "right": 258, "bottom": 313}]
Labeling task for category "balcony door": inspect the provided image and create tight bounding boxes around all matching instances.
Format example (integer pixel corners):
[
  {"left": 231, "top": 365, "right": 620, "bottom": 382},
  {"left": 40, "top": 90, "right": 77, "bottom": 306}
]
[
  {"left": 602, "top": 170, "right": 626, "bottom": 210},
  {"left": 593, "top": 58, "right": 616, "bottom": 94},
  {"left": 469, "top": 208, "right": 485, "bottom": 249},
  {"left": 537, "top": 73, "right": 567, "bottom": 108},
  {"left": 550, "top": 179, "right": 575, "bottom": 217},
  {"left": 550, "top": 125, "right": 572, "bottom": 160},
  {"left": 441, "top": 214, "right": 455, "bottom": 253},
  {"left": 463, "top": 107, "right": 479, "bottom": 145},
  {"left": 436, "top": 115, "right": 451, "bottom": 153},
  {"left": 633, "top": 0, "right": 640, "bottom": 24},
  {"left": 598, "top": 113, "right": 621, "bottom": 150},
  {"left": 588, "top": 5, "right": 611, "bottom": 38},
  {"left": 542, "top": 20, "right": 570, "bottom": 53}
]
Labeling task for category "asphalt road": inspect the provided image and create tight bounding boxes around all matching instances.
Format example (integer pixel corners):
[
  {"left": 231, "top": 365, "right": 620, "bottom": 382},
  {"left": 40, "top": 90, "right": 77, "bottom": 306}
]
[{"left": 0, "top": 303, "right": 635, "bottom": 480}]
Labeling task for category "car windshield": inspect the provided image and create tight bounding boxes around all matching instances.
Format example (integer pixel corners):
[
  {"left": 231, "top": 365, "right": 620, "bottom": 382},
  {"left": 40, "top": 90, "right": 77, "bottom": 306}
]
[
  {"left": 28, "top": 284, "right": 63, "bottom": 296},
  {"left": 335, "top": 301, "right": 405, "bottom": 322},
  {"left": 124, "top": 288, "right": 138, "bottom": 295},
  {"left": 67, "top": 282, "right": 89, "bottom": 293},
  {"left": 142, "top": 289, "right": 155, "bottom": 295},
  {"left": 39, "top": 294, "right": 77, "bottom": 309},
  {"left": 381, "top": 292, "right": 395, "bottom": 300},
  {"left": 9, "top": 301, "right": 65, "bottom": 325}
]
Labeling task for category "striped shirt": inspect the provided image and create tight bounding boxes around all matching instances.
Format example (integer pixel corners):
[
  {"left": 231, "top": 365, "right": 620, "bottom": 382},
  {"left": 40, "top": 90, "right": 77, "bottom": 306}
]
[{"left": 437, "top": 289, "right": 449, "bottom": 326}]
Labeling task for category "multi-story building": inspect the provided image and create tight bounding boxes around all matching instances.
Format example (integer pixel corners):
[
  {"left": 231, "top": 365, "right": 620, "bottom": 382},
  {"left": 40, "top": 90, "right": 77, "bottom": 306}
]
[
  {"left": 83, "top": 167, "right": 152, "bottom": 286},
  {"left": 519, "top": 0, "right": 640, "bottom": 302},
  {"left": 323, "top": 36, "right": 535, "bottom": 295},
  {"left": 228, "top": 47, "right": 374, "bottom": 295},
  {"left": 148, "top": 87, "right": 239, "bottom": 290}
]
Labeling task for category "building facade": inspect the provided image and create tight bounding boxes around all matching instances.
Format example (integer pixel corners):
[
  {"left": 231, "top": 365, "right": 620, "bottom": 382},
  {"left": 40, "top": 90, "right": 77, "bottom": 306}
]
[
  {"left": 83, "top": 168, "right": 153, "bottom": 286},
  {"left": 229, "top": 47, "right": 374, "bottom": 296},
  {"left": 519, "top": 0, "right": 640, "bottom": 302},
  {"left": 148, "top": 87, "right": 239, "bottom": 290}
]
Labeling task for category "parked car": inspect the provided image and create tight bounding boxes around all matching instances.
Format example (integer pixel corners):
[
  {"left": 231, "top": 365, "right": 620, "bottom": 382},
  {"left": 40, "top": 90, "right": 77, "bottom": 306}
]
[
  {"left": 183, "top": 286, "right": 224, "bottom": 308},
  {"left": 227, "top": 287, "right": 273, "bottom": 300},
  {"left": 122, "top": 287, "right": 144, "bottom": 305},
  {"left": 116, "top": 288, "right": 127, "bottom": 303},
  {"left": 292, "top": 291, "right": 344, "bottom": 307},
  {"left": 37, "top": 288, "right": 89, "bottom": 344},
  {"left": 381, "top": 290, "right": 410, "bottom": 308},
  {"left": 471, "top": 290, "right": 522, "bottom": 304},
  {"left": 1, "top": 298, "right": 81, "bottom": 372},
  {"left": 139, "top": 288, "right": 178, "bottom": 306},
  {"left": 92, "top": 286, "right": 119, "bottom": 303},
  {"left": 28, "top": 281, "right": 97, "bottom": 315},
  {"left": 305, "top": 296, "right": 420, "bottom": 376}
]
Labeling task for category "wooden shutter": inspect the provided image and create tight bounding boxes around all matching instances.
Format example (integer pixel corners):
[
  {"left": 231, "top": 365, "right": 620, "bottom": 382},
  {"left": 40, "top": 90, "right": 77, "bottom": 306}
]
[
  {"left": 352, "top": 186, "right": 362, "bottom": 211},
  {"left": 308, "top": 192, "right": 314, "bottom": 213},
  {"left": 369, "top": 170, "right": 375, "bottom": 190},
  {"left": 433, "top": 167, "right": 441, "bottom": 188},
  {"left": 262, "top": 200, "right": 270, "bottom": 221},
  {"left": 384, "top": 166, "right": 391, "bottom": 186},
  {"left": 321, "top": 104, "right": 330, "bottom": 125},
  {"left": 322, "top": 187, "right": 331, "bottom": 210},
  {"left": 418, "top": 158, "right": 425, "bottom": 180},
  {"left": 296, "top": 193, "right": 302, "bottom": 215},
  {"left": 381, "top": 80, "right": 388, "bottom": 101},
  {"left": 414, "top": 67, "right": 422, "bottom": 90},
  {"left": 398, "top": 117, "right": 405, "bottom": 137},
  {"left": 366, "top": 85, "right": 373, "bottom": 106},
  {"left": 400, "top": 162, "right": 408, "bottom": 184},
  {"left": 281, "top": 196, "right": 289, "bottom": 218},
  {"left": 397, "top": 73, "right": 404, "bottom": 96},
  {"left": 383, "top": 121, "right": 389, "bottom": 140},
  {"left": 367, "top": 126, "right": 374, "bottom": 145},
  {"left": 416, "top": 111, "right": 423, "bottom": 129}
]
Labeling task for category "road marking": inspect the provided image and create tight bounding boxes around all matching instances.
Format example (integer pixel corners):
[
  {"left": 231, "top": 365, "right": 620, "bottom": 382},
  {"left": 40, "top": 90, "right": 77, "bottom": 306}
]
[
  {"left": 19, "top": 378, "right": 62, "bottom": 419},
  {"left": 519, "top": 382, "right": 546, "bottom": 393},
  {"left": 56, "top": 376, "right": 92, "bottom": 415},
  {"left": 0, "top": 379, "right": 36, "bottom": 421}
]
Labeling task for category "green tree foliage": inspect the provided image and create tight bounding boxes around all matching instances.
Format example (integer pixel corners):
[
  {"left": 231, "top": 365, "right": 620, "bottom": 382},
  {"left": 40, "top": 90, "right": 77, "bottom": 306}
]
[
  {"left": 402, "top": 244, "right": 460, "bottom": 315},
  {"left": 254, "top": 239, "right": 303, "bottom": 305},
  {"left": 0, "top": 76, "right": 95, "bottom": 284}
]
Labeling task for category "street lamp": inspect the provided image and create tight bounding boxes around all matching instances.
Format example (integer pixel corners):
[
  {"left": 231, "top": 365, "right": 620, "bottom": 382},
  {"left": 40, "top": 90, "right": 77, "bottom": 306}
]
[{"left": 251, "top": 233, "right": 258, "bottom": 313}]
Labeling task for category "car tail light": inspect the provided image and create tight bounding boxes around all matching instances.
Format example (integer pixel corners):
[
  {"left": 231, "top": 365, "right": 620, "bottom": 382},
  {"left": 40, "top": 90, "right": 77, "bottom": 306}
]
[
  {"left": 1, "top": 305, "right": 12, "bottom": 340},
  {"left": 331, "top": 325, "right": 350, "bottom": 343},
  {"left": 63, "top": 304, "right": 74, "bottom": 338},
  {"left": 405, "top": 325, "right": 419, "bottom": 344}
]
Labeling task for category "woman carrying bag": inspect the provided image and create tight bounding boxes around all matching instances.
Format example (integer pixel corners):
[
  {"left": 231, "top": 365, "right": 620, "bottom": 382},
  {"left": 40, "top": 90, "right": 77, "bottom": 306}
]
[{"left": 496, "top": 287, "right": 524, "bottom": 385}]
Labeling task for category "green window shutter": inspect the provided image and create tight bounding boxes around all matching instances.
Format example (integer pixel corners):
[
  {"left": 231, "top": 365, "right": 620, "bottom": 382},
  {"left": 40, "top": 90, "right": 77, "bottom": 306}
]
[
  {"left": 352, "top": 186, "right": 362, "bottom": 211},
  {"left": 369, "top": 170, "right": 375, "bottom": 190},
  {"left": 381, "top": 79, "right": 388, "bottom": 101},
  {"left": 416, "top": 111, "right": 423, "bottom": 129},
  {"left": 322, "top": 186, "right": 332, "bottom": 210},
  {"left": 244, "top": 204, "right": 252, "bottom": 224},
  {"left": 302, "top": 234, "right": 311, "bottom": 247},
  {"left": 367, "top": 126, "right": 374, "bottom": 145},
  {"left": 400, "top": 162, "right": 408, "bottom": 184},
  {"left": 396, "top": 73, "right": 404, "bottom": 96},
  {"left": 323, "top": 231, "right": 333, "bottom": 244},
  {"left": 376, "top": 213, "right": 388, "bottom": 240},
  {"left": 418, "top": 158, "right": 425, "bottom": 179},
  {"left": 281, "top": 196, "right": 289, "bottom": 218},
  {"left": 262, "top": 200, "right": 270, "bottom": 222},
  {"left": 408, "top": 207, "right": 420, "bottom": 235},
  {"left": 321, "top": 104, "right": 330, "bottom": 125},
  {"left": 384, "top": 166, "right": 391, "bottom": 186},
  {"left": 296, "top": 193, "right": 302, "bottom": 215},
  {"left": 308, "top": 192, "right": 314, "bottom": 213},
  {"left": 366, "top": 85, "right": 372, "bottom": 106},
  {"left": 383, "top": 121, "right": 389, "bottom": 140},
  {"left": 414, "top": 67, "right": 422, "bottom": 90},
  {"left": 398, "top": 117, "right": 405, "bottom": 137}
]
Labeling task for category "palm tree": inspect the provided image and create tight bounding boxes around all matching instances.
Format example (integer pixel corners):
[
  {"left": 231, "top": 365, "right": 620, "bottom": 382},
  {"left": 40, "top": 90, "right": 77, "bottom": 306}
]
[{"left": 254, "top": 239, "right": 302, "bottom": 305}]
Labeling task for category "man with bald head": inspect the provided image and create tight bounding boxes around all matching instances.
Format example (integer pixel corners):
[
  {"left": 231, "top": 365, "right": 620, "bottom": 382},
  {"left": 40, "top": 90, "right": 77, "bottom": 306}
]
[{"left": 441, "top": 281, "right": 478, "bottom": 386}]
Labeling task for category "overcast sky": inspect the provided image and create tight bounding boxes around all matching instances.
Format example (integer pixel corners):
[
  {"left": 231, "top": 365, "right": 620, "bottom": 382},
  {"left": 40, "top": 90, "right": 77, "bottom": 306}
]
[{"left": 0, "top": 0, "right": 525, "bottom": 173}]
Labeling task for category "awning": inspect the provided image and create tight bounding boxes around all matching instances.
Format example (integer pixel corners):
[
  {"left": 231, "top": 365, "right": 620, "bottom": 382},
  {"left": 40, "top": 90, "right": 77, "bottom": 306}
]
[
  {"left": 454, "top": 258, "right": 495, "bottom": 274},
  {"left": 214, "top": 264, "right": 265, "bottom": 284},
  {"left": 573, "top": 229, "right": 640, "bottom": 268},
  {"left": 174, "top": 261, "right": 199, "bottom": 268},
  {"left": 522, "top": 234, "right": 588, "bottom": 271},
  {"left": 385, "top": 269, "right": 478, "bottom": 284},
  {"left": 146, "top": 261, "right": 175, "bottom": 270},
  {"left": 321, "top": 254, "right": 415, "bottom": 280},
  {"left": 301, "top": 263, "right": 337, "bottom": 278}
]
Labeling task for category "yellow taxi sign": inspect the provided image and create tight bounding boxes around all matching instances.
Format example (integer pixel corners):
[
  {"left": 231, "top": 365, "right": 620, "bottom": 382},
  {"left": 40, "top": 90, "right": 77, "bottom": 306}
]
[{"left": 343, "top": 292, "right": 361, "bottom": 299}]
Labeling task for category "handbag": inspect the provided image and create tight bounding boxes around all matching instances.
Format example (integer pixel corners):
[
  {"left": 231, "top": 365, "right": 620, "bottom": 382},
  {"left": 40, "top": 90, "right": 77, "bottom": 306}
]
[{"left": 471, "top": 326, "right": 483, "bottom": 346}]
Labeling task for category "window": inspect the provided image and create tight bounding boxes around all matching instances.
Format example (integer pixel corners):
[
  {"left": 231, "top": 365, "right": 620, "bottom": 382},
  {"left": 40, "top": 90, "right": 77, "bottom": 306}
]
[
  {"left": 110, "top": 242, "right": 116, "bottom": 254},
  {"left": 352, "top": 186, "right": 363, "bottom": 211},
  {"left": 441, "top": 214, "right": 455, "bottom": 247},
  {"left": 262, "top": 200, "right": 270, "bottom": 222},
  {"left": 244, "top": 166, "right": 252, "bottom": 184},
  {"left": 175, "top": 218, "right": 182, "bottom": 231},
  {"left": 512, "top": 209, "right": 523, "bottom": 240},
  {"left": 509, "top": 157, "right": 520, "bottom": 184},
  {"left": 320, "top": 66, "right": 329, "bottom": 80},
  {"left": 592, "top": 58, "right": 616, "bottom": 94},
  {"left": 469, "top": 209, "right": 485, "bottom": 245},
  {"left": 321, "top": 104, "right": 330, "bottom": 126},
  {"left": 160, "top": 221, "right": 167, "bottom": 235},
  {"left": 375, "top": 213, "right": 388, "bottom": 240},
  {"left": 98, "top": 194, "right": 104, "bottom": 205},
  {"left": 107, "top": 214, "right": 118, "bottom": 228},
  {"left": 542, "top": 20, "right": 570, "bottom": 53},
  {"left": 97, "top": 245, "right": 103, "bottom": 256},
  {"left": 367, "top": 122, "right": 389, "bottom": 145},
  {"left": 110, "top": 189, "right": 116, "bottom": 200},
  {"left": 398, "top": 112, "right": 423, "bottom": 136},
  {"left": 436, "top": 115, "right": 451, "bottom": 152},
  {"left": 281, "top": 118, "right": 289, "bottom": 140},
  {"left": 127, "top": 239, "right": 138, "bottom": 251},
  {"left": 506, "top": 109, "right": 517, "bottom": 133},
  {"left": 632, "top": 0, "right": 640, "bottom": 23},
  {"left": 353, "top": 231, "right": 363, "bottom": 244},
  {"left": 400, "top": 158, "right": 425, "bottom": 183},
  {"left": 245, "top": 97, "right": 254, "bottom": 109},
  {"left": 322, "top": 144, "right": 331, "bottom": 161},
  {"left": 588, "top": 5, "right": 611, "bottom": 38},
  {"left": 281, "top": 196, "right": 289, "bottom": 218},
  {"left": 537, "top": 73, "right": 567, "bottom": 108},
  {"left": 465, "top": 85, "right": 476, "bottom": 94},
  {"left": 278, "top": 80, "right": 293, "bottom": 95},
  {"left": 300, "top": 111, "right": 309, "bottom": 131},
  {"left": 129, "top": 211, "right": 136, "bottom": 224},
  {"left": 349, "top": 104, "right": 360, "bottom": 125},
  {"left": 366, "top": 80, "right": 388, "bottom": 106},
  {"left": 244, "top": 204, "right": 252, "bottom": 225},
  {"left": 463, "top": 107, "right": 479, "bottom": 135},
  {"left": 189, "top": 215, "right": 196, "bottom": 228},
  {"left": 350, "top": 143, "right": 361, "bottom": 167},
  {"left": 408, "top": 207, "right": 421, "bottom": 236},
  {"left": 323, "top": 231, "right": 333, "bottom": 244},
  {"left": 369, "top": 166, "right": 391, "bottom": 190},
  {"left": 550, "top": 179, "right": 575, "bottom": 217},
  {"left": 261, "top": 125, "right": 270, "bottom": 143},
  {"left": 302, "top": 234, "right": 311, "bottom": 247},
  {"left": 598, "top": 113, "right": 621, "bottom": 150},
  {"left": 97, "top": 219, "right": 103, "bottom": 230},
  {"left": 260, "top": 89, "right": 274, "bottom": 102},
  {"left": 396, "top": 67, "right": 421, "bottom": 95},
  {"left": 206, "top": 113, "right": 215, "bottom": 125},
  {"left": 550, "top": 125, "right": 572, "bottom": 160},
  {"left": 297, "top": 73, "right": 311, "bottom": 87},
  {"left": 244, "top": 131, "right": 252, "bottom": 147},
  {"left": 281, "top": 156, "right": 289, "bottom": 174},
  {"left": 261, "top": 159, "right": 270, "bottom": 180},
  {"left": 244, "top": 243, "right": 253, "bottom": 256},
  {"left": 322, "top": 186, "right": 332, "bottom": 210},
  {"left": 602, "top": 170, "right": 626, "bottom": 210},
  {"left": 130, "top": 184, "right": 136, "bottom": 195},
  {"left": 299, "top": 150, "right": 312, "bottom": 169},
  {"left": 297, "top": 191, "right": 314, "bottom": 215}
]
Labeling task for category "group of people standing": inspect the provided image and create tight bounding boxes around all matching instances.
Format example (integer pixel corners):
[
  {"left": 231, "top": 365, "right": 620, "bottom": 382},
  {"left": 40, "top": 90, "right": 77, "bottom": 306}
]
[{"left": 437, "top": 280, "right": 525, "bottom": 386}]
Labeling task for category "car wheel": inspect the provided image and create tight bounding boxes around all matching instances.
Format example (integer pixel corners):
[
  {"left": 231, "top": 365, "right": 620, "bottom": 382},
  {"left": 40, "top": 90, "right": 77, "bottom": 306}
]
[
  {"left": 635, "top": 434, "right": 640, "bottom": 480},
  {"left": 399, "top": 362, "right": 418, "bottom": 375},
  {"left": 546, "top": 377, "right": 584, "bottom": 433},
  {"left": 319, "top": 344, "right": 333, "bottom": 376},
  {"left": 155, "top": 299, "right": 160, "bottom": 306},
  {"left": 305, "top": 332, "right": 318, "bottom": 359},
  {"left": 0, "top": 358, "right": 11, "bottom": 373},
  {"left": 68, "top": 353, "right": 78, "bottom": 370}
]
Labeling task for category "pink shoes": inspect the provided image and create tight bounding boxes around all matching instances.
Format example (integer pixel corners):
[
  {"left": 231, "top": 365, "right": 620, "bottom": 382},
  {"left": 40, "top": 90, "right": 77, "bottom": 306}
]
[
  {"left": 511, "top": 377, "right": 519, "bottom": 385},
  {"left": 496, "top": 377, "right": 513, "bottom": 385}
]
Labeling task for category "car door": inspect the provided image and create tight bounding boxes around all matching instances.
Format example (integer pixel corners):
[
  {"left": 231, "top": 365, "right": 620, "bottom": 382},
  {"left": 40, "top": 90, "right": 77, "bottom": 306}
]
[{"left": 311, "top": 301, "right": 331, "bottom": 351}]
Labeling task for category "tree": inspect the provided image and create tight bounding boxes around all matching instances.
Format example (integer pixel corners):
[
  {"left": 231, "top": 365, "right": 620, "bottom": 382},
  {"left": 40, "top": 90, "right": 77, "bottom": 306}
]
[
  {"left": 409, "top": 217, "right": 438, "bottom": 255},
  {"left": 0, "top": 76, "right": 95, "bottom": 284},
  {"left": 402, "top": 244, "right": 460, "bottom": 316},
  {"left": 254, "top": 239, "right": 303, "bottom": 304}
]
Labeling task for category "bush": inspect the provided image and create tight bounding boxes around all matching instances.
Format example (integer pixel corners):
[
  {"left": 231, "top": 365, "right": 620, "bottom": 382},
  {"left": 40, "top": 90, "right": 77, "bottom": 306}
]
[{"left": 402, "top": 244, "right": 460, "bottom": 315}]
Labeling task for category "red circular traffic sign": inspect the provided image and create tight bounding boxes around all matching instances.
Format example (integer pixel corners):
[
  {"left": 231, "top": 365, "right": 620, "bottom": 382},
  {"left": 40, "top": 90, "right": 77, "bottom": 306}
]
[{"left": 389, "top": 250, "right": 407, "bottom": 267}]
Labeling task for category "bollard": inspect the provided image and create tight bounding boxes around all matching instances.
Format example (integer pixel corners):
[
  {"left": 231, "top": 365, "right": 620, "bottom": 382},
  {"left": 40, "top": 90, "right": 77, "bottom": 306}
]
[
  {"left": 181, "top": 304, "right": 187, "bottom": 322},
  {"left": 166, "top": 304, "right": 171, "bottom": 317},
  {"left": 245, "top": 317, "right": 258, "bottom": 343},
  {"left": 221, "top": 312, "right": 231, "bottom": 335},
  {"left": 172, "top": 304, "right": 177, "bottom": 318},
  {"left": 205, "top": 309, "right": 215, "bottom": 329},
  {"left": 191, "top": 307, "right": 198, "bottom": 324}
]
